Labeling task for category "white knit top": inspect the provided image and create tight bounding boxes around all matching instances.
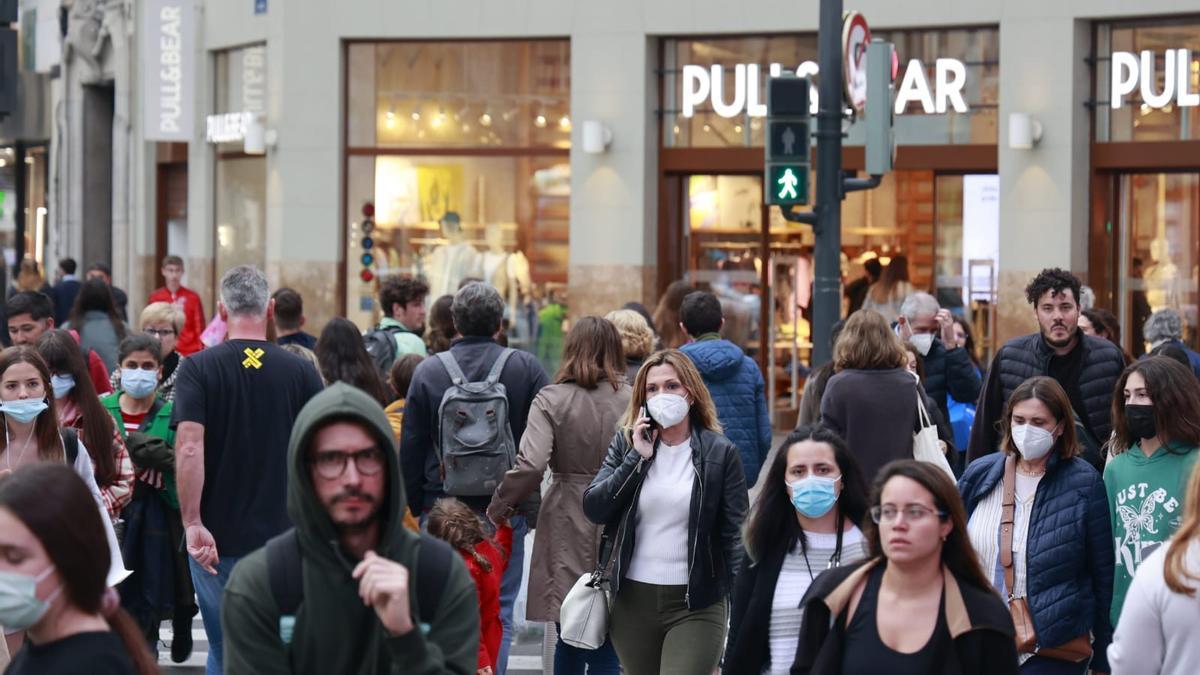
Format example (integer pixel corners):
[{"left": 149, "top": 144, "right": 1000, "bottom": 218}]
[{"left": 627, "top": 438, "right": 694, "bottom": 585}]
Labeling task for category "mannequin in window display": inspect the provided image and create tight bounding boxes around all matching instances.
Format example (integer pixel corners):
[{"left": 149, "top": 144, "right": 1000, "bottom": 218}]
[
  {"left": 481, "top": 222, "right": 511, "bottom": 297},
  {"left": 423, "top": 211, "right": 482, "bottom": 301},
  {"left": 1144, "top": 236, "right": 1182, "bottom": 312}
]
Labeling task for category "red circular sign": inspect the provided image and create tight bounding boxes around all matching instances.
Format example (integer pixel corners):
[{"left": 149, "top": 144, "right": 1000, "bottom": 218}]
[{"left": 842, "top": 12, "right": 871, "bottom": 112}]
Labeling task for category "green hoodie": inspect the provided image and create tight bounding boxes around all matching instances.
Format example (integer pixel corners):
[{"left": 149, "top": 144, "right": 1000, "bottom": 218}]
[{"left": 221, "top": 383, "right": 479, "bottom": 675}]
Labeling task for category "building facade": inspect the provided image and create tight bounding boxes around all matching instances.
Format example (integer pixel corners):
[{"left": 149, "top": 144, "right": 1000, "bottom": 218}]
[{"left": 34, "top": 0, "right": 1200, "bottom": 417}]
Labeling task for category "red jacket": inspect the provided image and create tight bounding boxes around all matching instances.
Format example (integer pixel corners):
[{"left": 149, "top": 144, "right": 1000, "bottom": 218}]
[
  {"left": 456, "top": 523, "right": 512, "bottom": 671},
  {"left": 148, "top": 286, "right": 206, "bottom": 356}
]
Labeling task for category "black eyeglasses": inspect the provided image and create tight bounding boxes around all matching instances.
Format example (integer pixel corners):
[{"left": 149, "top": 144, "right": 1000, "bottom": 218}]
[
  {"left": 310, "top": 448, "right": 386, "bottom": 479},
  {"left": 870, "top": 504, "right": 948, "bottom": 524}
]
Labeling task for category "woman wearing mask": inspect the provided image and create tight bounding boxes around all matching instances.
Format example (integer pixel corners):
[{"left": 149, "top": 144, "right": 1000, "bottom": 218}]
[
  {"left": 1108, "top": 448, "right": 1200, "bottom": 674},
  {"left": 488, "top": 317, "right": 631, "bottom": 674},
  {"left": 37, "top": 330, "right": 132, "bottom": 523},
  {"left": 793, "top": 460, "right": 1016, "bottom": 675},
  {"left": 0, "top": 463, "right": 156, "bottom": 674},
  {"left": 725, "top": 426, "right": 871, "bottom": 675},
  {"left": 583, "top": 349, "right": 747, "bottom": 675},
  {"left": 959, "top": 376, "right": 1113, "bottom": 674},
  {"left": 64, "top": 278, "right": 128, "bottom": 373},
  {"left": 112, "top": 302, "right": 187, "bottom": 403},
  {"left": 1103, "top": 356, "right": 1200, "bottom": 626},
  {"left": 820, "top": 309, "right": 926, "bottom": 483},
  {"left": 0, "top": 347, "right": 128, "bottom": 655}
]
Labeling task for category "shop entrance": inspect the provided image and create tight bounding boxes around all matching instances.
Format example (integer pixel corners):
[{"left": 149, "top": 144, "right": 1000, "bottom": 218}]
[{"left": 1111, "top": 172, "right": 1200, "bottom": 355}]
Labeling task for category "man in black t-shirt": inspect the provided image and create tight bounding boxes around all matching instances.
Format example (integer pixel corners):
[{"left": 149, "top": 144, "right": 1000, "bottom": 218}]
[{"left": 172, "top": 266, "right": 323, "bottom": 675}]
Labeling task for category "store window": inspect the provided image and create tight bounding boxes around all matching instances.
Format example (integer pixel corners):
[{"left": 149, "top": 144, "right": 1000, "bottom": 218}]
[
  {"left": 1094, "top": 18, "right": 1200, "bottom": 142},
  {"left": 344, "top": 40, "right": 570, "bottom": 357},
  {"left": 661, "top": 27, "right": 999, "bottom": 149},
  {"left": 0, "top": 145, "right": 49, "bottom": 280},
  {"left": 212, "top": 45, "right": 268, "bottom": 279}
]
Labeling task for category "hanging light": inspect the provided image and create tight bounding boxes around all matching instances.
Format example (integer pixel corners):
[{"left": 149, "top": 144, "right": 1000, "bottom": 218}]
[
  {"left": 558, "top": 114, "right": 571, "bottom": 131},
  {"left": 411, "top": 107, "right": 421, "bottom": 121},
  {"left": 385, "top": 108, "right": 397, "bottom": 130},
  {"left": 479, "top": 110, "right": 493, "bottom": 127},
  {"left": 534, "top": 108, "right": 548, "bottom": 128},
  {"left": 432, "top": 107, "right": 447, "bottom": 128}
]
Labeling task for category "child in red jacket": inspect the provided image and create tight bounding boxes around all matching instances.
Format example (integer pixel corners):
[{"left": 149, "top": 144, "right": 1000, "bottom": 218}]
[{"left": 426, "top": 498, "right": 513, "bottom": 675}]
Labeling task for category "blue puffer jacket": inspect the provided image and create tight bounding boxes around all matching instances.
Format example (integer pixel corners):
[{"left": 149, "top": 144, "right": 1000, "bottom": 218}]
[
  {"left": 958, "top": 452, "right": 1114, "bottom": 672},
  {"left": 681, "top": 337, "right": 771, "bottom": 486}
]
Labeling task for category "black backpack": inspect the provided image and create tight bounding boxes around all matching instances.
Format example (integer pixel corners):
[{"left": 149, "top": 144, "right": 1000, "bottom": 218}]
[
  {"left": 265, "top": 528, "right": 454, "bottom": 646},
  {"left": 363, "top": 325, "right": 403, "bottom": 379}
]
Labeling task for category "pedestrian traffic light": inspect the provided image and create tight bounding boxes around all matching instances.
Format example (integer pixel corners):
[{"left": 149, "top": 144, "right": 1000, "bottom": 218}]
[{"left": 765, "top": 75, "right": 810, "bottom": 206}]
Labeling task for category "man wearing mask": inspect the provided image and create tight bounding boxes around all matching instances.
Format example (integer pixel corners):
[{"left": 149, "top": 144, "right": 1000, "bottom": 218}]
[
  {"left": 897, "top": 292, "right": 982, "bottom": 423},
  {"left": 967, "top": 268, "right": 1125, "bottom": 467},
  {"left": 222, "top": 383, "right": 479, "bottom": 674}
]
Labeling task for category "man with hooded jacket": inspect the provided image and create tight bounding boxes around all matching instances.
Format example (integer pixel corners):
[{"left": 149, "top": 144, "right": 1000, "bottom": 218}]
[{"left": 221, "top": 383, "right": 479, "bottom": 674}]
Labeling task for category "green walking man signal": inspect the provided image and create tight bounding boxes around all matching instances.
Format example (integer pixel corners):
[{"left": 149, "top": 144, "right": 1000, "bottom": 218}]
[{"left": 764, "top": 76, "right": 811, "bottom": 206}]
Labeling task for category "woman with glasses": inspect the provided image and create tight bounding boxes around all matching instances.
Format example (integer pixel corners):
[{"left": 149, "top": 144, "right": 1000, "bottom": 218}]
[
  {"left": 793, "top": 460, "right": 1016, "bottom": 674},
  {"left": 959, "top": 376, "right": 1113, "bottom": 674},
  {"left": 724, "top": 426, "right": 871, "bottom": 675},
  {"left": 110, "top": 302, "right": 187, "bottom": 402}
]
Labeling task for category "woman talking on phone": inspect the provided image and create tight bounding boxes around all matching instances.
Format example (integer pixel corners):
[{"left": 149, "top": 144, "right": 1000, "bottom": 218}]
[{"left": 583, "top": 349, "right": 747, "bottom": 675}]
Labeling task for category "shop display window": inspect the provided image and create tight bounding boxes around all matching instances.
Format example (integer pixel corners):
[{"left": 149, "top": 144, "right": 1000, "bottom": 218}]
[
  {"left": 660, "top": 27, "right": 998, "bottom": 149},
  {"left": 213, "top": 45, "right": 268, "bottom": 280},
  {"left": 1095, "top": 19, "right": 1200, "bottom": 142},
  {"left": 344, "top": 41, "right": 570, "bottom": 362}
]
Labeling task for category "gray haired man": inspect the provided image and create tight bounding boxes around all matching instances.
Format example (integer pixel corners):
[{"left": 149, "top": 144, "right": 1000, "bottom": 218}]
[
  {"left": 172, "top": 266, "right": 325, "bottom": 675},
  {"left": 1144, "top": 308, "right": 1200, "bottom": 377},
  {"left": 896, "top": 291, "right": 982, "bottom": 423}
]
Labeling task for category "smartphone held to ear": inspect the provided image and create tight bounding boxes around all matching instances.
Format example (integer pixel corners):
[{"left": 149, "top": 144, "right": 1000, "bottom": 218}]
[{"left": 642, "top": 404, "right": 658, "bottom": 442}]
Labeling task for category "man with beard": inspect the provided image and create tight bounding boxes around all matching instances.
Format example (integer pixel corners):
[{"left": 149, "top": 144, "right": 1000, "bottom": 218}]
[
  {"left": 222, "top": 383, "right": 479, "bottom": 674},
  {"left": 967, "top": 268, "right": 1125, "bottom": 467}
]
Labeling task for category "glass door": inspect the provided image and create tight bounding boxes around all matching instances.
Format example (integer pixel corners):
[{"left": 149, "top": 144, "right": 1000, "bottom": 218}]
[{"left": 1116, "top": 173, "right": 1200, "bottom": 355}]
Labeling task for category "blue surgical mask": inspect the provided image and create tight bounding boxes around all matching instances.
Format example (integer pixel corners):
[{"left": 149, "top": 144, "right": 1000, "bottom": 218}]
[
  {"left": 0, "top": 565, "right": 57, "bottom": 630},
  {"left": 788, "top": 474, "right": 842, "bottom": 519},
  {"left": 120, "top": 368, "right": 158, "bottom": 399},
  {"left": 50, "top": 374, "right": 75, "bottom": 400},
  {"left": 0, "top": 398, "right": 48, "bottom": 424}
]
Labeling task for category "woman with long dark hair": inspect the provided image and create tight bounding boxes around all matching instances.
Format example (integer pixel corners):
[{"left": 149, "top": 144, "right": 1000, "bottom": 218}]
[
  {"left": 314, "top": 317, "right": 391, "bottom": 406},
  {"left": 424, "top": 295, "right": 457, "bottom": 355},
  {"left": 1079, "top": 308, "right": 1132, "bottom": 366},
  {"left": 0, "top": 463, "right": 157, "bottom": 674},
  {"left": 1103, "top": 356, "right": 1200, "bottom": 627},
  {"left": 959, "top": 376, "right": 1113, "bottom": 673},
  {"left": 488, "top": 316, "right": 632, "bottom": 674},
  {"left": 37, "top": 329, "right": 132, "bottom": 523},
  {"left": 652, "top": 280, "right": 694, "bottom": 350},
  {"left": 65, "top": 278, "right": 128, "bottom": 372},
  {"left": 793, "top": 460, "right": 1016, "bottom": 675},
  {"left": 724, "top": 426, "right": 871, "bottom": 675},
  {"left": 583, "top": 349, "right": 747, "bottom": 674},
  {"left": 862, "top": 255, "right": 913, "bottom": 325}
]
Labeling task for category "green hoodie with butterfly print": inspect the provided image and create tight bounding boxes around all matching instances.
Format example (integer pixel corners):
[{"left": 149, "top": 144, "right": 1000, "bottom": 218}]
[{"left": 1103, "top": 441, "right": 1199, "bottom": 626}]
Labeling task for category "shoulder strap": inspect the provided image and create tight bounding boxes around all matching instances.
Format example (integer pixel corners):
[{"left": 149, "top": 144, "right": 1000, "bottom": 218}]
[
  {"left": 436, "top": 351, "right": 469, "bottom": 386},
  {"left": 914, "top": 389, "right": 932, "bottom": 429},
  {"left": 60, "top": 427, "right": 78, "bottom": 464},
  {"left": 267, "top": 529, "right": 304, "bottom": 616},
  {"left": 484, "top": 348, "right": 516, "bottom": 387},
  {"left": 999, "top": 454, "right": 1017, "bottom": 598},
  {"left": 139, "top": 398, "right": 167, "bottom": 433},
  {"left": 416, "top": 533, "right": 453, "bottom": 622}
]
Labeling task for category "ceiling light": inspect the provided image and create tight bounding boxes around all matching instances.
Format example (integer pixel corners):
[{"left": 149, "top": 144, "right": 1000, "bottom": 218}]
[
  {"left": 559, "top": 115, "right": 571, "bottom": 131},
  {"left": 479, "top": 111, "right": 493, "bottom": 127},
  {"left": 411, "top": 108, "right": 421, "bottom": 121}
]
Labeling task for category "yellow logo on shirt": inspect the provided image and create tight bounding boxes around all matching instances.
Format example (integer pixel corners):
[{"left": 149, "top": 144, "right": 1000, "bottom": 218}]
[{"left": 242, "top": 348, "right": 265, "bottom": 369}]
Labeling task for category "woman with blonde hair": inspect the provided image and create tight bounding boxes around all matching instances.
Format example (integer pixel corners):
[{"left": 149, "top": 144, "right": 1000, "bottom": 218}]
[
  {"left": 1109, "top": 461, "right": 1200, "bottom": 674},
  {"left": 820, "top": 309, "right": 928, "bottom": 483},
  {"left": 606, "top": 309, "right": 656, "bottom": 383},
  {"left": 110, "top": 302, "right": 187, "bottom": 401},
  {"left": 862, "top": 255, "right": 913, "bottom": 325},
  {"left": 488, "top": 316, "right": 631, "bottom": 674},
  {"left": 583, "top": 349, "right": 748, "bottom": 674}
]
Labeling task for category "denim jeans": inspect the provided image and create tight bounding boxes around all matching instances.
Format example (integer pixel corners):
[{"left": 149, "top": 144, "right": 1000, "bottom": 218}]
[
  {"left": 554, "top": 623, "right": 621, "bottom": 674},
  {"left": 189, "top": 555, "right": 241, "bottom": 675},
  {"left": 496, "top": 515, "right": 527, "bottom": 675}
]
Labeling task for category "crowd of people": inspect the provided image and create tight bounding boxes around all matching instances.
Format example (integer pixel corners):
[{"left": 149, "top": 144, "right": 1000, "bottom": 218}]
[{"left": 3, "top": 256, "right": 1200, "bottom": 675}]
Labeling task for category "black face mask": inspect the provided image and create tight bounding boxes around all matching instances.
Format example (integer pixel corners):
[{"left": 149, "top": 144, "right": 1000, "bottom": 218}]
[{"left": 1125, "top": 404, "right": 1158, "bottom": 441}]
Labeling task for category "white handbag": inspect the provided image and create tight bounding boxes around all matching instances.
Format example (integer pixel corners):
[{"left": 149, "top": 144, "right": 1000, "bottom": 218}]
[
  {"left": 558, "top": 570, "right": 611, "bottom": 649},
  {"left": 913, "top": 392, "right": 956, "bottom": 481}
]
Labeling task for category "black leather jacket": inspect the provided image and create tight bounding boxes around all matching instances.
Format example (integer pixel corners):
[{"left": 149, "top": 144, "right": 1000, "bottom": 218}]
[{"left": 582, "top": 426, "right": 748, "bottom": 610}]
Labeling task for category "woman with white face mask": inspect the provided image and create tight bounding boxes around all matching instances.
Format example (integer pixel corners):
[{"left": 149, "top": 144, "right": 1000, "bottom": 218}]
[
  {"left": 958, "top": 376, "right": 1114, "bottom": 674},
  {"left": 583, "top": 349, "right": 748, "bottom": 675},
  {"left": 0, "top": 463, "right": 154, "bottom": 674},
  {"left": 724, "top": 426, "right": 871, "bottom": 675}
]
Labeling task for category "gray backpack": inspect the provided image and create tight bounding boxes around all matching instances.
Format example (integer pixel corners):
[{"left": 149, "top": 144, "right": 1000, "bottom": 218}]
[{"left": 435, "top": 348, "right": 517, "bottom": 496}]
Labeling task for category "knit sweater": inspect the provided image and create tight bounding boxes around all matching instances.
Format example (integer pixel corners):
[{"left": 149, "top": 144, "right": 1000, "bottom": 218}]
[{"left": 627, "top": 438, "right": 694, "bottom": 585}]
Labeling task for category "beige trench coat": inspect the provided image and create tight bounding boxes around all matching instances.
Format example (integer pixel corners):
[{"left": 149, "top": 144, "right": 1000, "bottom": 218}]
[{"left": 487, "top": 379, "right": 632, "bottom": 622}]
